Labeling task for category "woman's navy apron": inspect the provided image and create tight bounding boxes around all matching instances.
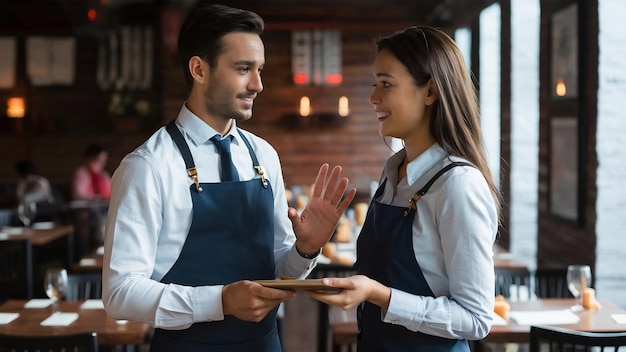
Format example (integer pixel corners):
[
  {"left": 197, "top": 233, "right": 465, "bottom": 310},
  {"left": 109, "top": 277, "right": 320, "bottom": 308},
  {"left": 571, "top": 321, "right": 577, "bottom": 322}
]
[
  {"left": 150, "top": 121, "right": 281, "bottom": 351},
  {"left": 355, "top": 162, "right": 471, "bottom": 352}
]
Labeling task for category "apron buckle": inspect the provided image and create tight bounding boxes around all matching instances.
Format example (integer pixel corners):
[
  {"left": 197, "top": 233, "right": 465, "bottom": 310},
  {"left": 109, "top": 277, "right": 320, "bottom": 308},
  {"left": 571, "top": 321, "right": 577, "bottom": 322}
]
[
  {"left": 255, "top": 166, "right": 268, "bottom": 188},
  {"left": 187, "top": 167, "right": 203, "bottom": 192},
  {"left": 405, "top": 193, "right": 422, "bottom": 216}
]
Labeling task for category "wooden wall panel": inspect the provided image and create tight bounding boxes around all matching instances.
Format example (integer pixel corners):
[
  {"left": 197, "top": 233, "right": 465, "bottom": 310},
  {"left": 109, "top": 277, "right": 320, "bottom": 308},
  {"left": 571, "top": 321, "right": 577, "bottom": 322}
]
[{"left": 537, "top": 0, "right": 598, "bottom": 270}]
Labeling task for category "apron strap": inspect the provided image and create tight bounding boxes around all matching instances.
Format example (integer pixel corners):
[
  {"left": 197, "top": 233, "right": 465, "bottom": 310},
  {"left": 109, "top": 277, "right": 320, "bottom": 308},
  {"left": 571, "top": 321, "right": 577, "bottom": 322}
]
[
  {"left": 166, "top": 120, "right": 269, "bottom": 190},
  {"left": 166, "top": 120, "right": 203, "bottom": 192},
  {"left": 237, "top": 129, "right": 268, "bottom": 188},
  {"left": 405, "top": 161, "right": 473, "bottom": 215}
]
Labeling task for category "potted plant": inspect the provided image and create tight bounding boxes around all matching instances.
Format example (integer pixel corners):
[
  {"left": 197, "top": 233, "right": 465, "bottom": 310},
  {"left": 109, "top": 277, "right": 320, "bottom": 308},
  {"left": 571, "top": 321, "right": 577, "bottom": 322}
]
[{"left": 108, "top": 92, "right": 151, "bottom": 133}]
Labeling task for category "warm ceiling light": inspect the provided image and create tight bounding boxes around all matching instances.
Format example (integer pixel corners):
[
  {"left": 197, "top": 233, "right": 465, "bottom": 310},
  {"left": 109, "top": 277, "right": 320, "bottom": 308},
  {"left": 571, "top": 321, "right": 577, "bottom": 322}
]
[{"left": 7, "top": 97, "right": 25, "bottom": 118}]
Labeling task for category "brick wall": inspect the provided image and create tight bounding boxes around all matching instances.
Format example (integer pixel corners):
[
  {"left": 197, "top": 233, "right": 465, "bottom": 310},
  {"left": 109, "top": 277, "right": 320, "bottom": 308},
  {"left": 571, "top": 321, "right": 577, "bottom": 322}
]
[
  {"left": 0, "top": 3, "right": 409, "bottom": 203},
  {"left": 595, "top": 0, "right": 626, "bottom": 308}
]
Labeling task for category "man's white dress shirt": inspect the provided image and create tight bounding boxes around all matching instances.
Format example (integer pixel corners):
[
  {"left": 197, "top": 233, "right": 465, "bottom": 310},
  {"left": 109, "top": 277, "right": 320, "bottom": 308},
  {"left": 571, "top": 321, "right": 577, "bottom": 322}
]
[{"left": 103, "top": 105, "right": 315, "bottom": 329}]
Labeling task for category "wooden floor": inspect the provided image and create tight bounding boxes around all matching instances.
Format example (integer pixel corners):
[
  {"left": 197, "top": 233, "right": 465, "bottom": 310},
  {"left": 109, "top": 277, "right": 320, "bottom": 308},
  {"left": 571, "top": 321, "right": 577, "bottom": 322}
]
[{"left": 281, "top": 293, "right": 323, "bottom": 352}]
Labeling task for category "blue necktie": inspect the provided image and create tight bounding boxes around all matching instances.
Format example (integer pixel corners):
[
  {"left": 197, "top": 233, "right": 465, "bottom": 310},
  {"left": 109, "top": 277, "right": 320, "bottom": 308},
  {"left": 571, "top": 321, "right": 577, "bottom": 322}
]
[{"left": 211, "top": 135, "right": 239, "bottom": 181}]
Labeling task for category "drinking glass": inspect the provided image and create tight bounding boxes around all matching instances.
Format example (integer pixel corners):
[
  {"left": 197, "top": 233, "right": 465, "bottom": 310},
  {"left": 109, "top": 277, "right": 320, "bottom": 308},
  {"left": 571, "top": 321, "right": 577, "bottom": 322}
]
[
  {"left": 566, "top": 264, "right": 591, "bottom": 312},
  {"left": 17, "top": 200, "right": 37, "bottom": 229},
  {"left": 44, "top": 267, "right": 68, "bottom": 313}
]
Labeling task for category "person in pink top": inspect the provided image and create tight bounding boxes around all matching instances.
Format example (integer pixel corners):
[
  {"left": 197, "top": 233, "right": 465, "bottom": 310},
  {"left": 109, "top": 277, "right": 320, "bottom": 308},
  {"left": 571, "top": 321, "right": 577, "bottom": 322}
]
[{"left": 71, "top": 144, "right": 112, "bottom": 201}]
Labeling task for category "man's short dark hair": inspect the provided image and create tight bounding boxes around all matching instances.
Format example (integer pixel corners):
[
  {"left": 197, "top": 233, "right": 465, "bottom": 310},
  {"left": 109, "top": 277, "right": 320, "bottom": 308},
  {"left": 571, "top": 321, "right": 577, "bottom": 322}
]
[{"left": 177, "top": 2, "right": 264, "bottom": 88}]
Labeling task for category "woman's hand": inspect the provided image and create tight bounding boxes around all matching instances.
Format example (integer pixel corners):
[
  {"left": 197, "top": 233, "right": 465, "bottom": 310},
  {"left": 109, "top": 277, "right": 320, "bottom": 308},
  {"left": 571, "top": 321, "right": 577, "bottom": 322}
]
[
  {"left": 288, "top": 164, "right": 356, "bottom": 256},
  {"left": 304, "top": 275, "right": 391, "bottom": 311}
]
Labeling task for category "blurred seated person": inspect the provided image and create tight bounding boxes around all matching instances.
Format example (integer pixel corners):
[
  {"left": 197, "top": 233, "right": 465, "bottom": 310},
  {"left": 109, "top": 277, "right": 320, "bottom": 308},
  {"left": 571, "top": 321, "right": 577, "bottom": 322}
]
[
  {"left": 71, "top": 144, "right": 112, "bottom": 201},
  {"left": 71, "top": 144, "right": 111, "bottom": 251},
  {"left": 15, "top": 159, "right": 61, "bottom": 223},
  {"left": 15, "top": 159, "right": 55, "bottom": 206}
]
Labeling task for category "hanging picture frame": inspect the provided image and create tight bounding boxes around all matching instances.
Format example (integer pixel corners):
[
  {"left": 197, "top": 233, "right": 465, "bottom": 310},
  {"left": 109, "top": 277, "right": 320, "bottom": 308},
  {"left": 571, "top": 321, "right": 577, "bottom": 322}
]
[
  {"left": 550, "top": 3, "right": 578, "bottom": 99},
  {"left": 549, "top": 116, "right": 580, "bottom": 223}
]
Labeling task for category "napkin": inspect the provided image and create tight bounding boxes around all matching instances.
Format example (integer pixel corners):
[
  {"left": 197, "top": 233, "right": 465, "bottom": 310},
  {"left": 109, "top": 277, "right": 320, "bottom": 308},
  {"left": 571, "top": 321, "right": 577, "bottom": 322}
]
[
  {"left": 32, "top": 221, "right": 54, "bottom": 230},
  {"left": 40, "top": 312, "right": 79, "bottom": 326},
  {"left": 81, "top": 299, "right": 105, "bottom": 310},
  {"left": 0, "top": 312, "right": 19, "bottom": 325},
  {"left": 79, "top": 258, "right": 97, "bottom": 266},
  {"left": 508, "top": 309, "right": 580, "bottom": 326},
  {"left": 24, "top": 299, "right": 54, "bottom": 308},
  {"left": 2, "top": 227, "right": 23, "bottom": 235},
  {"left": 612, "top": 314, "right": 626, "bottom": 324}
]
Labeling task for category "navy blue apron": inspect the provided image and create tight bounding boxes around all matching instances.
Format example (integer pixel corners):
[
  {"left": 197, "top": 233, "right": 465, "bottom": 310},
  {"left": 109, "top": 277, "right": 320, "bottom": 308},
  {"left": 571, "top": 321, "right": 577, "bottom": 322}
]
[
  {"left": 150, "top": 121, "right": 281, "bottom": 352},
  {"left": 355, "top": 162, "right": 471, "bottom": 352}
]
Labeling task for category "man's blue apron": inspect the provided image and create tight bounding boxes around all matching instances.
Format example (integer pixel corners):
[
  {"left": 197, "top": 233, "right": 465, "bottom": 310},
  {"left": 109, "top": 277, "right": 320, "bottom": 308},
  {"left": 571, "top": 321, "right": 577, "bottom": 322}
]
[
  {"left": 355, "top": 162, "right": 471, "bottom": 352},
  {"left": 150, "top": 121, "right": 281, "bottom": 351}
]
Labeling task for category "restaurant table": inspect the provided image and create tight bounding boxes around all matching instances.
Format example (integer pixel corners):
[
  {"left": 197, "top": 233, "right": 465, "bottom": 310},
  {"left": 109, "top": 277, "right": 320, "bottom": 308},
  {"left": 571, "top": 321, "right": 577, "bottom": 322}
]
[
  {"left": 6, "top": 224, "right": 73, "bottom": 248},
  {"left": 71, "top": 250, "right": 104, "bottom": 273},
  {"left": 0, "top": 300, "right": 150, "bottom": 347},
  {"left": 485, "top": 298, "right": 626, "bottom": 343},
  {"left": 1, "top": 224, "right": 74, "bottom": 299},
  {"left": 311, "top": 244, "right": 530, "bottom": 352},
  {"left": 493, "top": 244, "right": 528, "bottom": 270}
]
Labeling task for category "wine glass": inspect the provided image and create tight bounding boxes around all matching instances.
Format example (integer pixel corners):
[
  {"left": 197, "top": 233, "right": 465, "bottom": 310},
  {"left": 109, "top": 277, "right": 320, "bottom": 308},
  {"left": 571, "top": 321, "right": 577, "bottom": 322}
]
[
  {"left": 567, "top": 265, "right": 591, "bottom": 312},
  {"left": 17, "top": 200, "right": 37, "bottom": 229},
  {"left": 44, "top": 267, "right": 68, "bottom": 313}
]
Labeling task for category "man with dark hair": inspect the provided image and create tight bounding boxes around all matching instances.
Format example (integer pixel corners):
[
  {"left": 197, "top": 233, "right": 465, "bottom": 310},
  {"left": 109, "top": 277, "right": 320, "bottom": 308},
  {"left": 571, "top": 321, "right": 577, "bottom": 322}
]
[{"left": 102, "top": 3, "right": 355, "bottom": 351}]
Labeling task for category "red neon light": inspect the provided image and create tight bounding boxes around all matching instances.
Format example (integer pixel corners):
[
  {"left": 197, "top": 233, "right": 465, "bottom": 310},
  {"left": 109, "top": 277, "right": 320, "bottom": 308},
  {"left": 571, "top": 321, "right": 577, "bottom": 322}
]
[
  {"left": 293, "top": 74, "right": 309, "bottom": 85},
  {"left": 325, "top": 74, "right": 343, "bottom": 85}
]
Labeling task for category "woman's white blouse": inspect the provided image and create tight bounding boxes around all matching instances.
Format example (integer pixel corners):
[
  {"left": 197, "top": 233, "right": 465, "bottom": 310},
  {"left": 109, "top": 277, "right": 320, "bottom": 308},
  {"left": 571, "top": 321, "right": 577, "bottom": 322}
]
[{"left": 377, "top": 144, "right": 498, "bottom": 340}]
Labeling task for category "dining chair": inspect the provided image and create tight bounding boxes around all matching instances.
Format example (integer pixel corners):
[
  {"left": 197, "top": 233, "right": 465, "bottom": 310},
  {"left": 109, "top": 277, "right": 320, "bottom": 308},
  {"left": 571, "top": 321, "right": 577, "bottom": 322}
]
[
  {"left": 0, "top": 331, "right": 98, "bottom": 352},
  {"left": 534, "top": 267, "right": 574, "bottom": 298},
  {"left": 0, "top": 240, "right": 33, "bottom": 302},
  {"left": 494, "top": 267, "right": 532, "bottom": 300},
  {"left": 0, "top": 208, "right": 16, "bottom": 227},
  {"left": 529, "top": 325, "right": 626, "bottom": 352},
  {"left": 65, "top": 273, "right": 146, "bottom": 352},
  {"left": 66, "top": 272, "right": 102, "bottom": 301}
]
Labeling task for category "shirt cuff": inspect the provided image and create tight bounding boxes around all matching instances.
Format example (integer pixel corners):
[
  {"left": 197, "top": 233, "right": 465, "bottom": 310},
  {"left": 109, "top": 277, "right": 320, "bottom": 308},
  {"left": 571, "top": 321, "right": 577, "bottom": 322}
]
[
  {"left": 383, "top": 288, "right": 423, "bottom": 332},
  {"left": 192, "top": 285, "right": 224, "bottom": 322},
  {"left": 280, "top": 246, "right": 317, "bottom": 279}
]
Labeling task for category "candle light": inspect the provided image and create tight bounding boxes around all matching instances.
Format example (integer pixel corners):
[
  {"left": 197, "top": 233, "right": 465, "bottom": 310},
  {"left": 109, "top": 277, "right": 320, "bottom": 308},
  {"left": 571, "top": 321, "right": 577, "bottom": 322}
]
[
  {"left": 493, "top": 295, "right": 510, "bottom": 319},
  {"left": 582, "top": 287, "right": 594, "bottom": 309}
]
